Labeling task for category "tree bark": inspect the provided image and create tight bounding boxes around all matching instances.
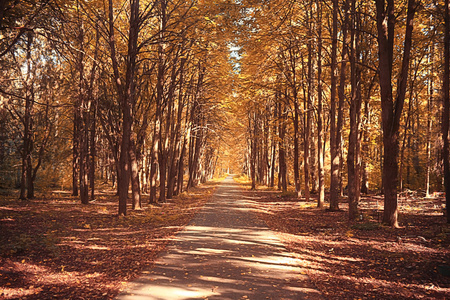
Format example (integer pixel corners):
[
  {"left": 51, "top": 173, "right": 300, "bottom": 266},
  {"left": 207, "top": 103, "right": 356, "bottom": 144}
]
[
  {"left": 108, "top": 0, "right": 140, "bottom": 215},
  {"left": 130, "top": 138, "right": 141, "bottom": 209},
  {"left": 317, "top": 0, "right": 324, "bottom": 208},
  {"left": 72, "top": 110, "right": 79, "bottom": 197},
  {"left": 347, "top": 0, "right": 362, "bottom": 220},
  {"left": 426, "top": 40, "right": 434, "bottom": 198},
  {"left": 304, "top": 2, "right": 314, "bottom": 202},
  {"left": 278, "top": 101, "right": 287, "bottom": 192},
  {"left": 22, "top": 32, "right": 34, "bottom": 200},
  {"left": 329, "top": 0, "right": 340, "bottom": 211},
  {"left": 375, "top": 0, "right": 417, "bottom": 227},
  {"left": 250, "top": 113, "right": 256, "bottom": 190},
  {"left": 443, "top": 0, "right": 450, "bottom": 223}
]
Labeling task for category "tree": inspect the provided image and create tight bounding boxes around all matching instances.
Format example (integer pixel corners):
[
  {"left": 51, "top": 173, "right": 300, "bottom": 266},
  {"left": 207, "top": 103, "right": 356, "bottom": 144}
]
[
  {"left": 329, "top": 0, "right": 341, "bottom": 211},
  {"left": 443, "top": 0, "right": 450, "bottom": 223},
  {"left": 107, "top": 0, "right": 141, "bottom": 215},
  {"left": 375, "top": 0, "right": 417, "bottom": 227},
  {"left": 316, "top": 0, "right": 325, "bottom": 208},
  {"left": 347, "top": 0, "right": 363, "bottom": 220}
]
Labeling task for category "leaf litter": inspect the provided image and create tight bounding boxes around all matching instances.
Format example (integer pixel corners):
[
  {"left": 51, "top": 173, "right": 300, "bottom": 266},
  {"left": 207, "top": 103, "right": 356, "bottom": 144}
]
[
  {"left": 244, "top": 187, "right": 450, "bottom": 299},
  {"left": 0, "top": 183, "right": 217, "bottom": 299}
]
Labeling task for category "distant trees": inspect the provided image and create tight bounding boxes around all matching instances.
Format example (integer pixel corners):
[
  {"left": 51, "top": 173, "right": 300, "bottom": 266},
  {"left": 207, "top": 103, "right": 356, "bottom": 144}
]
[
  {"left": 238, "top": 0, "right": 448, "bottom": 225},
  {"left": 0, "top": 0, "right": 233, "bottom": 215},
  {"left": 1, "top": 0, "right": 449, "bottom": 225},
  {"left": 1, "top": 1, "right": 57, "bottom": 200}
]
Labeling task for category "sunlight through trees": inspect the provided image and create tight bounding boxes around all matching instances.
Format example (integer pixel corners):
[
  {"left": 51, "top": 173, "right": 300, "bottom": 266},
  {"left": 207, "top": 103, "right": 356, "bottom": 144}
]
[{"left": 0, "top": 0, "right": 449, "bottom": 221}]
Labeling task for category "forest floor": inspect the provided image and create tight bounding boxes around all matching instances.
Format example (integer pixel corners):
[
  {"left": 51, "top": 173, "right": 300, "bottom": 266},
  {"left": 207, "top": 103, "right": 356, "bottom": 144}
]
[
  {"left": 1, "top": 177, "right": 449, "bottom": 299},
  {"left": 238, "top": 179, "right": 450, "bottom": 299},
  {"left": 0, "top": 180, "right": 220, "bottom": 299}
]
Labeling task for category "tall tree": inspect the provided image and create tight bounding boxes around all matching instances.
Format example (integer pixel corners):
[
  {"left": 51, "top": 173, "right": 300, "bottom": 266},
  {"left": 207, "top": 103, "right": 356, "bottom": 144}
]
[
  {"left": 347, "top": 0, "right": 363, "bottom": 220},
  {"left": 316, "top": 0, "right": 325, "bottom": 208},
  {"left": 107, "top": 0, "right": 140, "bottom": 215},
  {"left": 375, "top": 0, "right": 417, "bottom": 227},
  {"left": 443, "top": 0, "right": 450, "bottom": 223},
  {"left": 329, "top": 0, "right": 340, "bottom": 211}
]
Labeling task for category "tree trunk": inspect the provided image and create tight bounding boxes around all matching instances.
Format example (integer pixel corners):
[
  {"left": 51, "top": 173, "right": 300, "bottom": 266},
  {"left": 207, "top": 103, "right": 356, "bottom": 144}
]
[
  {"left": 90, "top": 99, "right": 97, "bottom": 200},
  {"left": 317, "top": 0, "right": 324, "bottom": 208},
  {"left": 304, "top": 3, "right": 314, "bottom": 202},
  {"left": 269, "top": 102, "right": 277, "bottom": 188},
  {"left": 250, "top": 114, "right": 256, "bottom": 190},
  {"left": 72, "top": 110, "right": 79, "bottom": 197},
  {"left": 293, "top": 90, "right": 301, "bottom": 197},
  {"left": 426, "top": 40, "right": 434, "bottom": 198},
  {"left": 26, "top": 152, "right": 34, "bottom": 199},
  {"left": 443, "top": 0, "right": 450, "bottom": 223},
  {"left": 375, "top": 0, "right": 416, "bottom": 227},
  {"left": 108, "top": 0, "right": 140, "bottom": 215},
  {"left": 361, "top": 89, "right": 371, "bottom": 194},
  {"left": 329, "top": 0, "right": 340, "bottom": 211},
  {"left": 149, "top": 120, "right": 159, "bottom": 203},
  {"left": 278, "top": 102, "right": 287, "bottom": 192},
  {"left": 176, "top": 137, "right": 187, "bottom": 195},
  {"left": 130, "top": 138, "right": 141, "bottom": 210},
  {"left": 347, "top": 0, "right": 362, "bottom": 220}
]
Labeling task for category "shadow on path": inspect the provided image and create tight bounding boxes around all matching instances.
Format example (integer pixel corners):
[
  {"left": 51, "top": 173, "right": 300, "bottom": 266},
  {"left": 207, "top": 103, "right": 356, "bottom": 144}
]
[{"left": 116, "top": 176, "right": 323, "bottom": 300}]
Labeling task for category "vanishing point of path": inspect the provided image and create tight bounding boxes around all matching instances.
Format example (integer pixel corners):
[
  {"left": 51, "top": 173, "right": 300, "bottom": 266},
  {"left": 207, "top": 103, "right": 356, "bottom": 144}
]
[{"left": 117, "top": 176, "right": 323, "bottom": 300}]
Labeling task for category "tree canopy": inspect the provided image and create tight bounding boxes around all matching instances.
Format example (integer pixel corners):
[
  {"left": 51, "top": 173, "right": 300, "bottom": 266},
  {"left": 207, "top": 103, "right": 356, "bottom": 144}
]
[{"left": 0, "top": 0, "right": 449, "bottom": 225}]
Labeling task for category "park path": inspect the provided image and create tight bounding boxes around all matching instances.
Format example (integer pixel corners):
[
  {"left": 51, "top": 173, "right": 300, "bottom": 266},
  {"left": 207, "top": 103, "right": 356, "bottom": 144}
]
[{"left": 116, "top": 176, "right": 323, "bottom": 300}]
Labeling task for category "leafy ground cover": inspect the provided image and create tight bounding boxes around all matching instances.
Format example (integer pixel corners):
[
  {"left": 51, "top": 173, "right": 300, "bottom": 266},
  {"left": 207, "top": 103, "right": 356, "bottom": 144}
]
[
  {"left": 240, "top": 183, "right": 450, "bottom": 299},
  {"left": 0, "top": 181, "right": 219, "bottom": 299}
]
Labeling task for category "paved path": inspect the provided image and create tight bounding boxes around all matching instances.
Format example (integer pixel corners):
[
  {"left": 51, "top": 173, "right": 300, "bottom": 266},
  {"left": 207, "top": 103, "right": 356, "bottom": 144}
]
[{"left": 117, "top": 176, "right": 323, "bottom": 300}]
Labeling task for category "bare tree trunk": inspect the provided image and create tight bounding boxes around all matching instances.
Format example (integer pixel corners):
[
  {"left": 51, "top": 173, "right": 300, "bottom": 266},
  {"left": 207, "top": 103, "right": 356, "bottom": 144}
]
[
  {"left": 250, "top": 113, "right": 256, "bottom": 190},
  {"left": 25, "top": 139, "right": 33, "bottom": 199},
  {"left": 337, "top": 0, "right": 350, "bottom": 201},
  {"left": 149, "top": 132, "right": 159, "bottom": 203},
  {"left": 317, "top": 0, "right": 324, "bottom": 208},
  {"left": 375, "top": 0, "right": 417, "bottom": 227},
  {"left": 347, "top": 0, "right": 362, "bottom": 220},
  {"left": 361, "top": 90, "right": 371, "bottom": 195},
  {"left": 167, "top": 57, "right": 186, "bottom": 198},
  {"left": 278, "top": 101, "right": 287, "bottom": 192},
  {"left": 108, "top": 0, "right": 140, "bottom": 215},
  {"left": 176, "top": 137, "right": 186, "bottom": 195},
  {"left": 443, "top": 0, "right": 450, "bottom": 223},
  {"left": 426, "top": 40, "right": 434, "bottom": 197},
  {"left": 399, "top": 78, "right": 414, "bottom": 192},
  {"left": 90, "top": 99, "right": 97, "bottom": 200},
  {"left": 329, "top": 0, "right": 340, "bottom": 211},
  {"left": 72, "top": 111, "right": 79, "bottom": 197},
  {"left": 23, "top": 32, "right": 35, "bottom": 200},
  {"left": 130, "top": 138, "right": 141, "bottom": 209},
  {"left": 269, "top": 102, "right": 277, "bottom": 188},
  {"left": 293, "top": 88, "right": 301, "bottom": 197},
  {"left": 89, "top": 25, "right": 99, "bottom": 201},
  {"left": 20, "top": 89, "right": 31, "bottom": 199},
  {"left": 79, "top": 30, "right": 90, "bottom": 205},
  {"left": 304, "top": 2, "right": 314, "bottom": 202}
]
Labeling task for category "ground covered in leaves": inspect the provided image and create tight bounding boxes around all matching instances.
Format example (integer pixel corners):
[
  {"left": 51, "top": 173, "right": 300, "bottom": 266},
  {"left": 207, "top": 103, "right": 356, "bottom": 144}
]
[
  {"left": 0, "top": 181, "right": 219, "bottom": 299},
  {"left": 242, "top": 185, "right": 450, "bottom": 299}
]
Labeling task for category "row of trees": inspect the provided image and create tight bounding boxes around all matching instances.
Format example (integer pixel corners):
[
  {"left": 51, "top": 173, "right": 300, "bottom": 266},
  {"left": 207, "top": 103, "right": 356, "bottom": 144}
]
[
  {"left": 0, "top": 0, "right": 235, "bottom": 215},
  {"left": 1, "top": 0, "right": 449, "bottom": 225},
  {"left": 237, "top": 0, "right": 450, "bottom": 225}
]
